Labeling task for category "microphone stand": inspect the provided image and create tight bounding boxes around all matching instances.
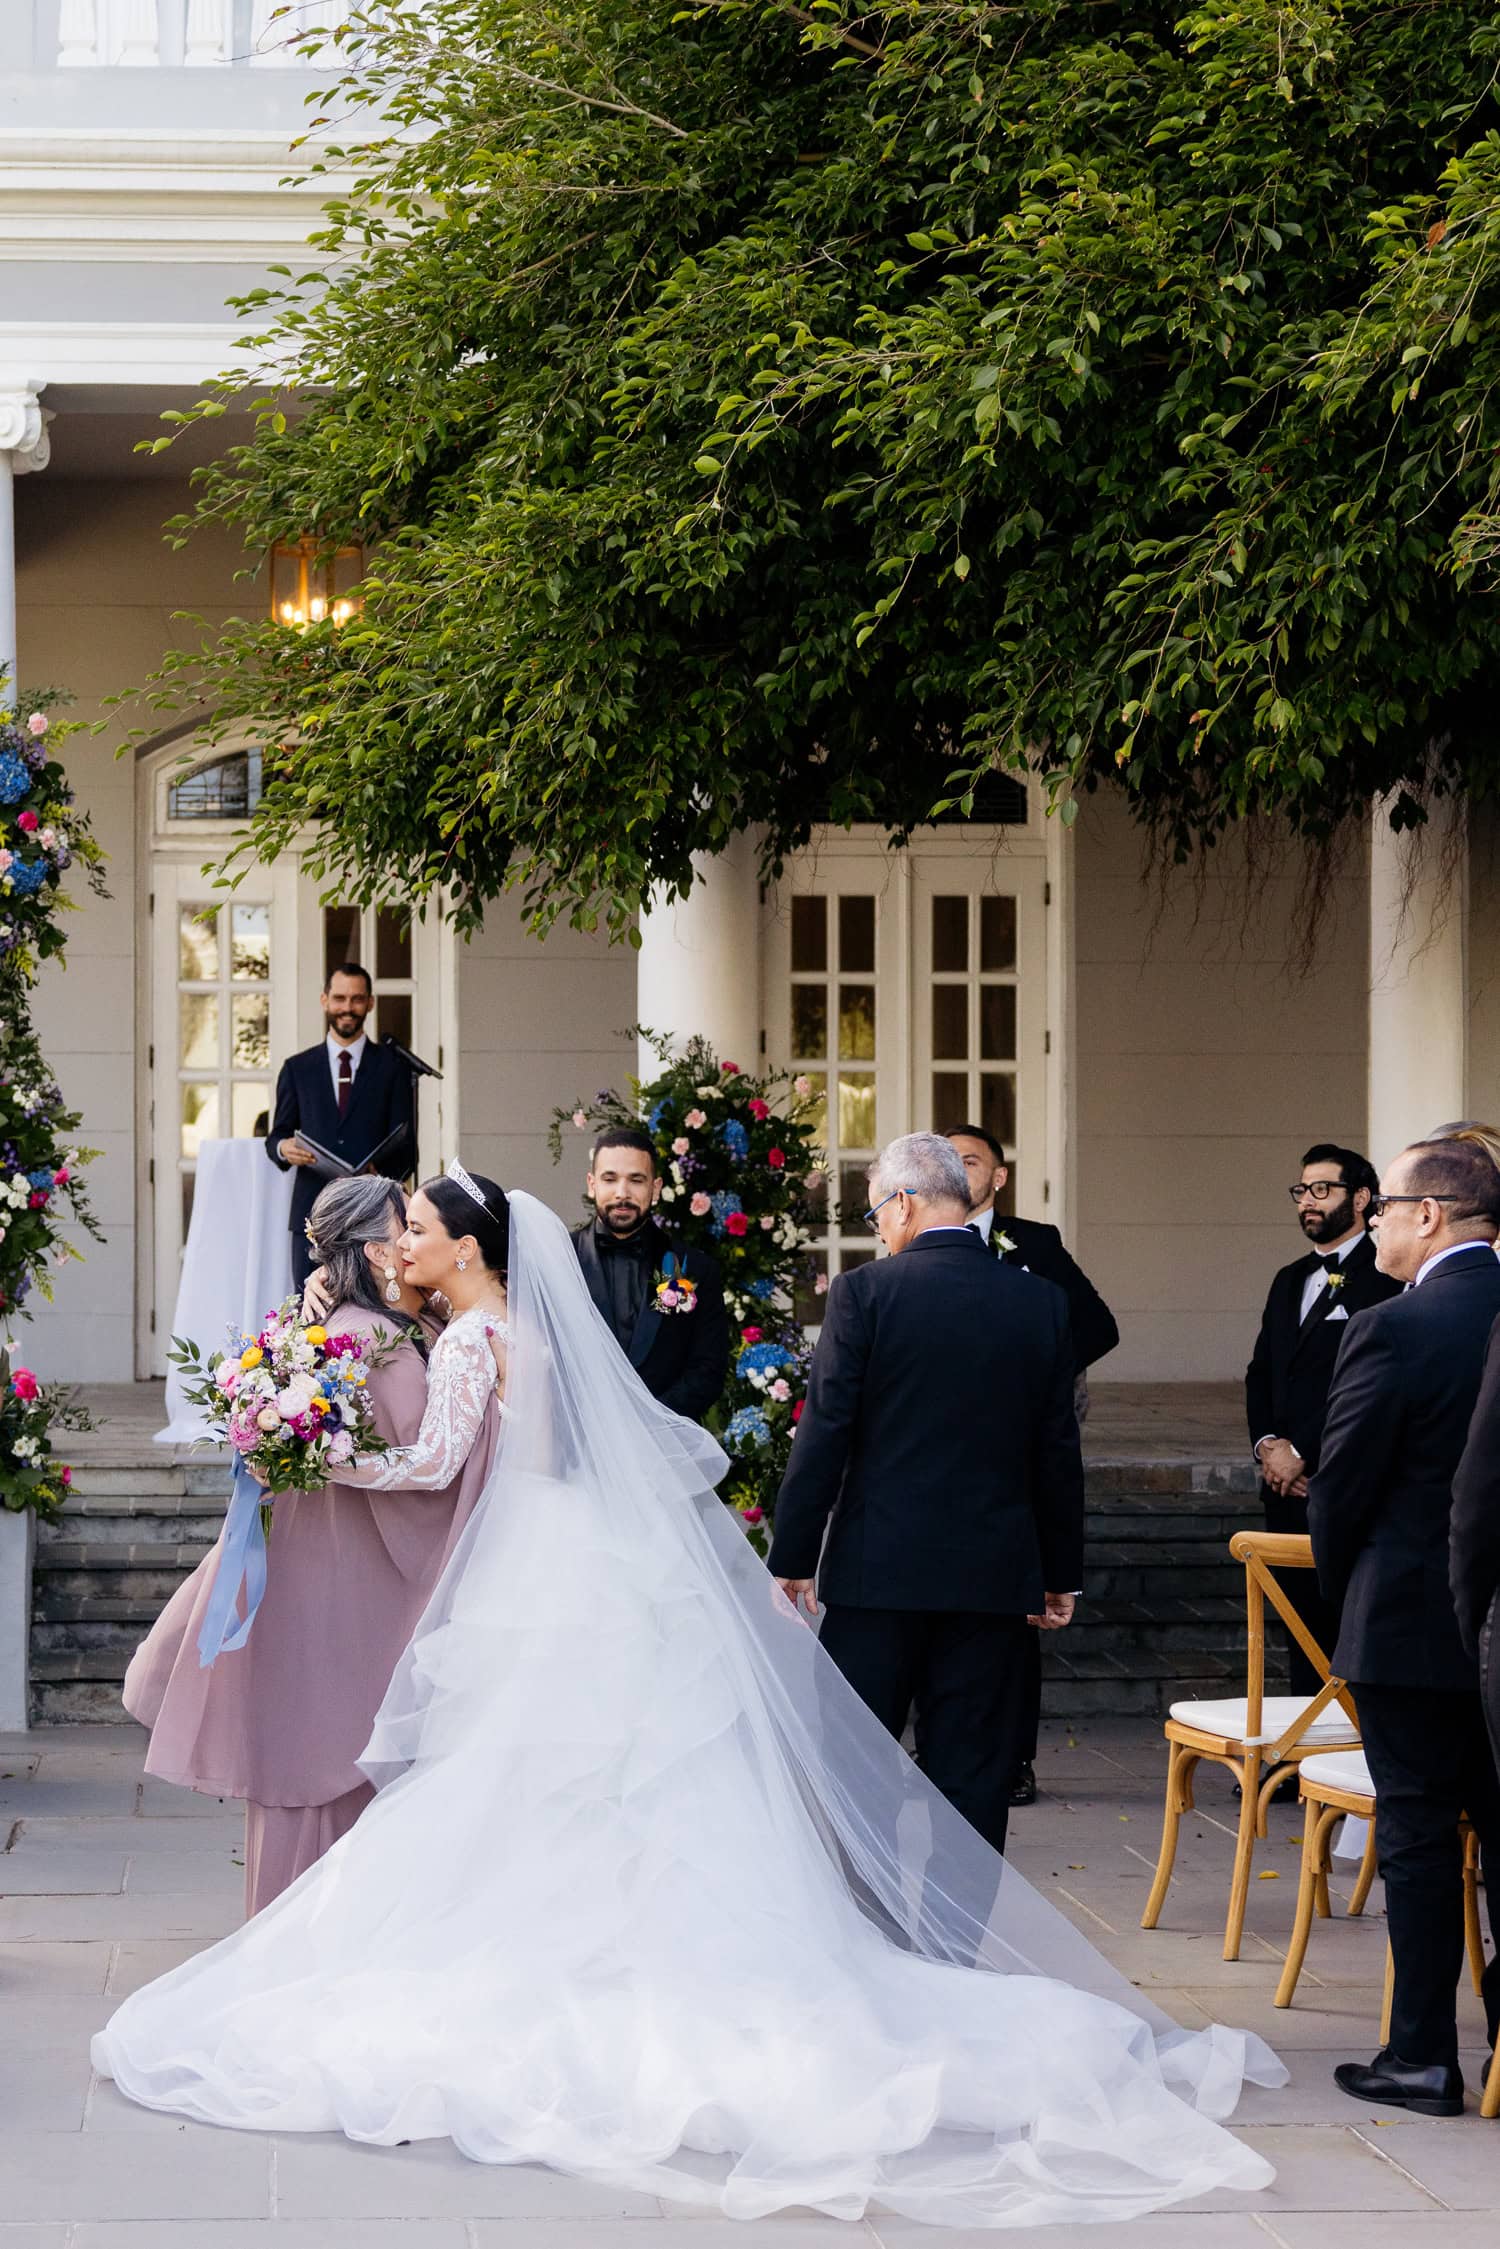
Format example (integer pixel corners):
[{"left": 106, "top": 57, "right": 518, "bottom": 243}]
[{"left": 381, "top": 1034, "right": 443, "bottom": 1182}]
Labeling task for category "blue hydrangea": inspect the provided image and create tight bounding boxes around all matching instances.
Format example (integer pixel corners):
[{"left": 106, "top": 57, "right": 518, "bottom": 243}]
[
  {"left": 5, "top": 856, "right": 46, "bottom": 897},
  {"left": 708, "top": 1189, "right": 744, "bottom": 1237},
  {"left": 744, "top": 1277, "right": 775, "bottom": 1300},
  {"left": 646, "top": 1100, "right": 669, "bottom": 1131},
  {"left": 27, "top": 1169, "right": 54, "bottom": 1192},
  {"left": 737, "top": 1340, "right": 793, "bottom": 1379},
  {"left": 0, "top": 753, "right": 29, "bottom": 805},
  {"left": 720, "top": 1118, "right": 749, "bottom": 1162},
  {"left": 725, "top": 1405, "right": 773, "bottom": 1452}
]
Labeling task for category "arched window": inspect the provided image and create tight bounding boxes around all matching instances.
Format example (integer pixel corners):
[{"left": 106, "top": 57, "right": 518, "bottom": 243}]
[{"left": 166, "top": 748, "right": 263, "bottom": 822}]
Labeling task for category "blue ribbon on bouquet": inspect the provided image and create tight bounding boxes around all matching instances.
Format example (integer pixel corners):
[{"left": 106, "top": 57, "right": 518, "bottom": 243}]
[{"left": 196, "top": 1458, "right": 269, "bottom": 1668}]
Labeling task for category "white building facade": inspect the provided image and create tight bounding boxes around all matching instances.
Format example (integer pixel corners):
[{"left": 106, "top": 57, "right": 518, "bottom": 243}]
[{"left": 5, "top": 8, "right": 1495, "bottom": 1391}]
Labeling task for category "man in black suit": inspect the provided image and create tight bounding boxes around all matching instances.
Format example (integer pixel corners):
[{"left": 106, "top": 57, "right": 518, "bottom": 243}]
[
  {"left": 571, "top": 1126, "right": 730, "bottom": 1422},
  {"left": 1452, "top": 1310, "right": 1500, "bottom": 1781},
  {"left": 265, "top": 962, "right": 415, "bottom": 1289},
  {"left": 1247, "top": 1142, "right": 1402, "bottom": 1697},
  {"left": 1308, "top": 1136, "right": 1500, "bottom": 2116},
  {"left": 769, "top": 1131, "right": 1085, "bottom": 1861},
  {"left": 947, "top": 1124, "right": 1117, "bottom": 1807}
]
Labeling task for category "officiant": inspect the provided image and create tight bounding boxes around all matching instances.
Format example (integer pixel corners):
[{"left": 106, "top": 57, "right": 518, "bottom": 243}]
[{"left": 265, "top": 962, "right": 416, "bottom": 1289}]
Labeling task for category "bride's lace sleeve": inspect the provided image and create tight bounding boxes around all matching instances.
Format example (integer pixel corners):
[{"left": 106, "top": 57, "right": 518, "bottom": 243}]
[{"left": 330, "top": 1313, "right": 502, "bottom": 1492}]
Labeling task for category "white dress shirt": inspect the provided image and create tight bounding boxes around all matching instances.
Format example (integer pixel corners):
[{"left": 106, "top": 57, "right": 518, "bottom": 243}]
[
  {"left": 327, "top": 1029, "right": 367, "bottom": 1102},
  {"left": 1296, "top": 1228, "right": 1364, "bottom": 1324}
]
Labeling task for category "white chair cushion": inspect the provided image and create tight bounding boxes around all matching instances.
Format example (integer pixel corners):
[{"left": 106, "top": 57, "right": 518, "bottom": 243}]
[
  {"left": 1296, "top": 1748, "right": 1373, "bottom": 1800},
  {"left": 1167, "top": 1695, "right": 1360, "bottom": 1749}
]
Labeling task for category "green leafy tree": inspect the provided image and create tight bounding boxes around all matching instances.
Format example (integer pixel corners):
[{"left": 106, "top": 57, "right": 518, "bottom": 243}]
[{"left": 142, "top": 1, "right": 1500, "bottom": 931}]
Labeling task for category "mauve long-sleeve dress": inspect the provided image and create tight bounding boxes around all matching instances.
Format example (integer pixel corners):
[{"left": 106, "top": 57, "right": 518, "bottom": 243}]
[{"left": 123, "top": 1303, "right": 502, "bottom": 1914}]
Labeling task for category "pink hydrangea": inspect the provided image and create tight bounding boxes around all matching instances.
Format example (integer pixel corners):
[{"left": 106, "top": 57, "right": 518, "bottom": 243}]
[
  {"left": 26, "top": 712, "right": 47, "bottom": 737},
  {"left": 769, "top": 1379, "right": 792, "bottom": 1403},
  {"left": 690, "top": 1191, "right": 712, "bottom": 1217}
]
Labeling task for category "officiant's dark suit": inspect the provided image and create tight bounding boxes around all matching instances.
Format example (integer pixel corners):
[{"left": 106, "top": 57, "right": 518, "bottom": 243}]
[
  {"left": 571, "top": 1217, "right": 730, "bottom": 1422},
  {"left": 1246, "top": 1230, "right": 1401, "bottom": 1693},
  {"left": 769, "top": 1227, "right": 1084, "bottom": 1858},
  {"left": 266, "top": 1039, "right": 414, "bottom": 1289},
  {"left": 1309, "top": 1203, "right": 1500, "bottom": 2093}
]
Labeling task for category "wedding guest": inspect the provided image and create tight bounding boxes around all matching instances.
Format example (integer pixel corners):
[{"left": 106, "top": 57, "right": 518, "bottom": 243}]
[
  {"left": 1247, "top": 1143, "right": 1401, "bottom": 1698},
  {"left": 1452, "top": 1312, "right": 1500, "bottom": 1784},
  {"left": 571, "top": 1126, "right": 730, "bottom": 1422},
  {"left": 769, "top": 1132, "right": 1085, "bottom": 1861},
  {"left": 265, "top": 963, "right": 415, "bottom": 1289},
  {"left": 1308, "top": 1137, "right": 1500, "bottom": 2116},
  {"left": 946, "top": 1123, "right": 1116, "bottom": 1808},
  {"left": 123, "top": 1174, "right": 500, "bottom": 1916}
]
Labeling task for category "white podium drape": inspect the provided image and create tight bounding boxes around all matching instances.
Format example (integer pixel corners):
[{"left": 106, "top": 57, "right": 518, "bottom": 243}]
[{"left": 155, "top": 1139, "right": 295, "bottom": 1445}]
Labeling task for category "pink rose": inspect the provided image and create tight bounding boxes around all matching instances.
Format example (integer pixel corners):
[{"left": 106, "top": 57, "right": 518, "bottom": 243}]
[
  {"left": 53, "top": 1166, "right": 69, "bottom": 1185},
  {"left": 767, "top": 1147, "right": 786, "bottom": 1170},
  {"left": 742, "top": 1505, "right": 764, "bottom": 1525},
  {"left": 769, "top": 1379, "right": 792, "bottom": 1403},
  {"left": 60, "top": 1465, "right": 72, "bottom": 1486},
  {"left": 571, "top": 1109, "right": 588, "bottom": 1129},
  {"left": 17, "top": 810, "right": 39, "bottom": 833},
  {"left": 684, "top": 1108, "right": 708, "bottom": 1130},
  {"left": 671, "top": 1136, "right": 690, "bottom": 1156},
  {"left": 760, "top": 1214, "right": 775, "bottom": 1231},
  {"left": 722, "top": 1063, "right": 741, "bottom": 1076},
  {"left": 792, "top": 1400, "right": 805, "bottom": 1424},
  {"left": 793, "top": 1074, "right": 813, "bottom": 1097},
  {"left": 10, "top": 1366, "right": 39, "bottom": 1401},
  {"left": 814, "top": 1272, "right": 829, "bottom": 1295},
  {"left": 725, "top": 1212, "right": 749, "bottom": 1238},
  {"left": 28, "top": 1189, "right": 48, "bottom": 1209},
  {"left": 690, "top": 1191, "right": 712, "bottom": 1217},
  {"left": 747, "top": 1098, "right": 770, "bottom": 1121},
  {"left": 741, "top": 1325, "right": 764, "bottom": 1343},
  {"left": 26, "top": 713, "right": 47, "bottom": 737},
  {"left": 0, "top": 850, "right": 12, "bottom": 874}
]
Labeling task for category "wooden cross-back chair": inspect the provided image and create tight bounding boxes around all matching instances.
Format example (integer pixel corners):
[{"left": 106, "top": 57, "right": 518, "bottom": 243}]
[{"left": 1140, "top": 1531, "right": 1360, "bottom": 1961}]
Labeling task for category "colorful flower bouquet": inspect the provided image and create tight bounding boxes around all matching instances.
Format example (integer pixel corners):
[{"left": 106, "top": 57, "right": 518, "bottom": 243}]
[
  {"left": 0, "top": 1359, "right": 90, "bottom": 1522},
  {"left": 0, "top": 698, "right": 105, "bottom": 972},
  {"left": 168, "top": 1302, "right": 400, "bottom": 1662},
  {"left": 551, "top": 1030, "right": 821, "bottom": 1552}
]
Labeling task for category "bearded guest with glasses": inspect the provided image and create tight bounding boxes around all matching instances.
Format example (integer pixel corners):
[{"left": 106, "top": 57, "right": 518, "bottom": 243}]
[{"left": 1245, "top": 1144, "right": 1402, "bottom": 1701}]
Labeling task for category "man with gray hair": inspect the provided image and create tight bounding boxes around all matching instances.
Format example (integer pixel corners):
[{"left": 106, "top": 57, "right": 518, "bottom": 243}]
[{"left": 768, "top": 1131, "right": 1085, "bottom": 1858}]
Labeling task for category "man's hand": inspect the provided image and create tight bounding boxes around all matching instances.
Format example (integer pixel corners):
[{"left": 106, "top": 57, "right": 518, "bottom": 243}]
[
  {"left": 1258, "top": 1437, "right": 1305, "bottom": 1498},
  {"left": 1027, "top": 1592, "right": 1076, "bottom": 1631},
  {"left": 279, "top": 1138, "right": 316, "bottom": 1167},
  {"left": 302, "top": 1267, "right": 334, "bottom": 1323},
  {"left": 775, "top": 1577, "right": 819, "bottom": 1620}
]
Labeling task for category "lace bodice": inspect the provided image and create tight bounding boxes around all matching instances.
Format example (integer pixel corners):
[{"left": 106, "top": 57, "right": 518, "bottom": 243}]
[{"left": 332, "top": 1307, "right": 508, "bottom": 1492}]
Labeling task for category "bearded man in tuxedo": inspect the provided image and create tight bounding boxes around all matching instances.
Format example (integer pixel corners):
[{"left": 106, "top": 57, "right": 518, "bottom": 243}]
[
  {"left": 947, "top": 1124, "right": 1117, "bottom": 1809},
  {"left": 1309, "top": 1136, "right": 1500, "bottom": 2117},
  {"left": 769, "top": 1132, "right": 1084, "bottom": 1862},
  {"left": 1247, "top": 1143, "right": 1402, "bottom": 1697},
  {"left": 570, "top": 1126, "right": 730, "bottom": 1422}
]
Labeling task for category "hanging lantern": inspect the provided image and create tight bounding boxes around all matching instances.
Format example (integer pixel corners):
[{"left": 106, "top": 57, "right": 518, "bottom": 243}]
[{"left": 269, "top": 537, "right": 363, "bottom": 629}]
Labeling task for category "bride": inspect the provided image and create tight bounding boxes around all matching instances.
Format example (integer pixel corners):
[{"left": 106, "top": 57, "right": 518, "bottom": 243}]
[{"left": 94, "top": 1165, "right": 1286, "bottom": 2228}]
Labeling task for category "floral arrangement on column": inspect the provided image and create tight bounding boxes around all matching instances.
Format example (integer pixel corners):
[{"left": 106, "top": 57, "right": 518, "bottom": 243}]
[
  {"left": 0, "top": 691, "right": 105, "bottom": 1516},
  {"left": 550, "top": 1031, "right": 822, "bottom": 1551}
]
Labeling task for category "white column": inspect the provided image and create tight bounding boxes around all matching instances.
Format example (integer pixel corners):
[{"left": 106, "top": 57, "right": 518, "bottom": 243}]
[
  {"left": 1368, "top": 796, "right": 1468, "bottom": 1169},
  {"left": 635, "top": 831, "right": 762, "bottom": 1080},
  {"left": 0, "top": 382, "right": 51, "bottom": 693}
]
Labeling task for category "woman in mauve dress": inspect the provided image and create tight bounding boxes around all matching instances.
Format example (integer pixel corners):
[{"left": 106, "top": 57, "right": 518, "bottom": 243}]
[{"left": 123, "top": 1172, "right": 502, "bottom": 1915}]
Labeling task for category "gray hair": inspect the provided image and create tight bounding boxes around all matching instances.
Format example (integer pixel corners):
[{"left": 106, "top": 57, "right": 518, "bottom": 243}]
[
  {"left": 305, "top": 1173, "right": 408, "bottom": 1316},
  {"left": 868, "top": 1132, "right": 971, "bottom": 1209}
]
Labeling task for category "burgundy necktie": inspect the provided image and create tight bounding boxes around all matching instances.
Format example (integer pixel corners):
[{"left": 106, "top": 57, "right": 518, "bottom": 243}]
[{"left": 337, "top": 1049, "right": 352, "bottom": 1118}]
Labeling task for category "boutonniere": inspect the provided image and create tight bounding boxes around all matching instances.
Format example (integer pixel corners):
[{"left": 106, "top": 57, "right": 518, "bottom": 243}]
[
  {"left": 997, "top": 1232, "right": 1019, "bottom": 1256},
  {"left": 1324, "top": 1270, "right": 1347, "bottom": 1295},
  {"left": 653, "top": 1251, "right": 698, "bottom": 1315}
]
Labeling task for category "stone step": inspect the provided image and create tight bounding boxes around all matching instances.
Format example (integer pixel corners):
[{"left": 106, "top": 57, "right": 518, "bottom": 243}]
[
  {"left": 33, "top": 1564, "right": 194, "bottom": 1609},
  {"left": 36, "top": 1540, "right": 216, "bottom": 1573},
  {"left": 31, "top": 1680, "right": 146, "bottom": 1725},
  {"left": 30, "top": 1644, "right": 135, "bottom": 1683}
]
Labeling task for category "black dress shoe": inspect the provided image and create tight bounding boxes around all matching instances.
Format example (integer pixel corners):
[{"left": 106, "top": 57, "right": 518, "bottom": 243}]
[
  {"left": 1009, "top": 1761, "right": 1038, "bottom": 1808},
  {"left": 1334, "top": 2052, "right": 1465, "bottom": 2117}
]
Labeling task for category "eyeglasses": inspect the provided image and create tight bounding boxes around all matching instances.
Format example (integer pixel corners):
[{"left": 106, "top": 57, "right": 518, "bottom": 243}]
[
  {"left": 1367, "top": 1193, "right": 1459, "bottom": 1220},
  {"left": 1289, "top": 1180, "right": 1350, "bottom": 1202},
  {"left": 863, "top": 1188, "right": 911, "bottom": 1232}
]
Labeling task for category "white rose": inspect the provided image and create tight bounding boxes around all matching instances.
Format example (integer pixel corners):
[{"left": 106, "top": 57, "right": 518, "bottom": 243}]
[
  {"left": 275, "top": 1374, "right": 317, "bottom": 1416},
  {"left": 660, "top": 1186, "right": 677, "bottom": 1202}
]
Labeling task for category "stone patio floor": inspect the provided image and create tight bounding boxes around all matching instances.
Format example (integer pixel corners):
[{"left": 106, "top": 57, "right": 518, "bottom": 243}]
[{"left": 4, "top": 1716, "right": 1500, "bottom": 2247}]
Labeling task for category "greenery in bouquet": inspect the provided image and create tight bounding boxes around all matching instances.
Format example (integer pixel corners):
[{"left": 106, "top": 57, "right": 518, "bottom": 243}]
[
  {"left": 168, "top": 1299, "right": 402, "bottom": 1517},
  {"left": 0, "top": 695, "right": 106, "bottom": 975},
  {"left": 0, "top": 1360, "right": 92, "bottom": 1523},
  {"left": 551, "top": 1032, "right": 823, "bottom": 1550}
]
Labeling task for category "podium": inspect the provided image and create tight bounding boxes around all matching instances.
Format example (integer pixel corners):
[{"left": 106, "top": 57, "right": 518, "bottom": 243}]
[{"left": 155, "top": 1139, "right": 295, "bottom": 1445}]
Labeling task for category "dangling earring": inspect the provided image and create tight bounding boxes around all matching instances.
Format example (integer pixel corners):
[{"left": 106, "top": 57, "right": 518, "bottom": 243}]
[
  {"left": 455, "top": 1256, "right": 468, "bottom": 1273},
  {"left": 383, "top": 1264, "right": 401, "bottom": 1306}
]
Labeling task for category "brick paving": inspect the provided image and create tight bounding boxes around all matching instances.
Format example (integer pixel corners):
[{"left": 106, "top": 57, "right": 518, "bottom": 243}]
[{"left": 4, "top": 1716, "right": 1500, "bottom": 2245}]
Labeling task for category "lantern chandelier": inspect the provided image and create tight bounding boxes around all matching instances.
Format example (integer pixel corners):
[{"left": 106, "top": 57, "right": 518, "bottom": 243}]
[{"left": 269, "top": 537, "right": 364, "bottom": 630}]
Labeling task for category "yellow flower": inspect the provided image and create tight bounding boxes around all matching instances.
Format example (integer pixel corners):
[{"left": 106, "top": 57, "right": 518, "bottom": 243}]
[
  {"left": 303, "top": 1325, "right": 328, "bottom": 1347},
  {"left": 239, "top": 1344, "right": 264, "bottom": 1370},
  {"left": 309, "top": 1396, "right": 329, "bottom": 1415}
]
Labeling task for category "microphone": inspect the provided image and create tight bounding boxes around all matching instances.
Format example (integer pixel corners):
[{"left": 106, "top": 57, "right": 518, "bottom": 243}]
[{"left": 381, "top": 1032, "right": 443, "bottom": 1081}]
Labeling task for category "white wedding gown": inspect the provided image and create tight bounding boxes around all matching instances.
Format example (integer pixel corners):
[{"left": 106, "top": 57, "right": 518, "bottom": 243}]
[{"left": 94, "top": 1191, "right": 1285, "bottom": 2228}]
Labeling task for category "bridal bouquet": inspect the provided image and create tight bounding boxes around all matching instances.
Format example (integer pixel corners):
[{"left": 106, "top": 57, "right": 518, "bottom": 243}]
[{"left": 167, "top": 1302, "right": 399, "bottom": 1666}]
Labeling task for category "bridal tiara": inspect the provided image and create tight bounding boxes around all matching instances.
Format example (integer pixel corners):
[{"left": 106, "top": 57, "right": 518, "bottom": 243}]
[{"left": 446, "top": 1156, "right": 492, "bottom": 1216}]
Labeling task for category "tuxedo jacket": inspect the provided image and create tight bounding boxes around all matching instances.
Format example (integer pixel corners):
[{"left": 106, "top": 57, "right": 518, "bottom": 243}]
[
  {"left": 264, "top": 1039, "right": 415, "bottom": 1243},
  {"left": 1308, "top": 1245, "right": 1500, "bottom": 1692},
  {"left": 985, "top": 1215, "right": 1119, "bottom": 1373},
  {"left": 1450, "top": 1310, "right": 1500, "bottom": 1660},
  {"left": 570, "top": 1220, "right": 730, "bottom": 1423},
  {"left": 768, "top": 1229, "right": 1085, "bottom": 1614},
  {"left": 1245, "top": 1232, "right": 1400, "bottom": 1480}
]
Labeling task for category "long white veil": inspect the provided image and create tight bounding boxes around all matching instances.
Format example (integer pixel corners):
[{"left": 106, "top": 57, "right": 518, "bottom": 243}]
[{"left": 94, "top": 1189, "right": 1284, "bottom": 2226}]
